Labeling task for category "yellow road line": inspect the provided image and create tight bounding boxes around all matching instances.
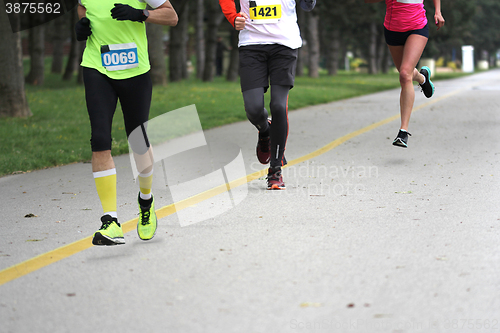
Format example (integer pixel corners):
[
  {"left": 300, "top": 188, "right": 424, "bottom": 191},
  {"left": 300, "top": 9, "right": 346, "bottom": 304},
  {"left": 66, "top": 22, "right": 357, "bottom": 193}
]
[{"left": 0, "top": 90, "right": 459, "bottom": 287}]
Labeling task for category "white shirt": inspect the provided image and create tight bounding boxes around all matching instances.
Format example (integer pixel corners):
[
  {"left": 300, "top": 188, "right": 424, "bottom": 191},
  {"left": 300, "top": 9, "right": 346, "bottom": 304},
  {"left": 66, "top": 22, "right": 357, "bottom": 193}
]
[{"left": 238, "top": 0, "right": 302, "bottom": 49}]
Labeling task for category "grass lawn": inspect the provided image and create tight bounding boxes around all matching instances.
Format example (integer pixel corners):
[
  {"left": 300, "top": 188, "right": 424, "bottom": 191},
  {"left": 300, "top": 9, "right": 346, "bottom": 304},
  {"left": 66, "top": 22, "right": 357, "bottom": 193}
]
[{"left": 0, "top": 64, "right": 469, "bottom": 177}]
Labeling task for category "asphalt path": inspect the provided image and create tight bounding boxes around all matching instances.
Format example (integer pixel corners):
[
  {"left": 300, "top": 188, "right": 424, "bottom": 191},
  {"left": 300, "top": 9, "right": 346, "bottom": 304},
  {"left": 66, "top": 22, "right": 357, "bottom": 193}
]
[{"left": 1, "top": 69, "right": 499, "bottom": 333}]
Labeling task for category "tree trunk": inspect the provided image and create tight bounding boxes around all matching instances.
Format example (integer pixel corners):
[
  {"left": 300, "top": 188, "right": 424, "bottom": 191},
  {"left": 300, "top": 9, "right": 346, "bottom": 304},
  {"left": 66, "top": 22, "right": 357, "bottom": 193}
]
[
  {"left": 368, "top": 21, "right": 378, "bottom": 74},
  {"left": 195, "top": 0, "right": 205, "bottom": 79},
  {"left": 77, "top": 41, "right": 85, "bottom": 84},
  {"left": 226, "top": 29, "right": 239, "bottom": 82},
  {"left": 169, "top": 2, "right": 189, "bottom": 82},
  {"left": 326, "top": 27, "right": 340, "bottom": 76},
  {"left": 180, "top": 5, "right": 189, "bottom": 80},
  {"left": 0, "top": 12, "right": 31, "bottom": 117},
  {"left": 51, "top": 15, "right": 66, "bottom": 74},
  {"left": 147, "top": 23, "right": 167, "bottom": 85},
  {"left": 25, "top": 14, "right": 45, "bottom": 85},
  {"left": 203, "top": 0, "right": 224, "bottom": 82},
  {"left": 306, "top": 12, "right": 320, "bottom": 78},
  {"left": 296, "top": 7, "right": 306, "bottom": 77},
  {"left": 63, "top": 7, "right": 79, "bottom": 81},
  {"left": 377, "top": 25, "right": 389, "bottom": 74}
]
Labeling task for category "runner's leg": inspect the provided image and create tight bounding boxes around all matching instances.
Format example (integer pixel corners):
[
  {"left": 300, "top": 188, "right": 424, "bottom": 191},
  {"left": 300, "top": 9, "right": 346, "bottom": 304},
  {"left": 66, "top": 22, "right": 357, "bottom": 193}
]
[
  {"left": 83, "top": 67, "right": 118, "bottom": 218},
  {"left": 242, "top": 87, "right": 270, "bottom": 134},
  {"left": 116, "top": 72, "right": 157, "bottom": 240},
  {"left": 388, "top": 34, "right": 428, "bottom": 131},
  {"left": 269, "top": 85, "right": 289, "bottom": 167}
]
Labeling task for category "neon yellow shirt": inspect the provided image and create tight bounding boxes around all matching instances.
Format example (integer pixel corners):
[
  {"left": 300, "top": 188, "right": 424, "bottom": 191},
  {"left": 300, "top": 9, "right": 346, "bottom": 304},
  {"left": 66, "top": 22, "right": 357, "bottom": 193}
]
[{"left": 80, "top": 0, "right": 149, "bottom": 79}]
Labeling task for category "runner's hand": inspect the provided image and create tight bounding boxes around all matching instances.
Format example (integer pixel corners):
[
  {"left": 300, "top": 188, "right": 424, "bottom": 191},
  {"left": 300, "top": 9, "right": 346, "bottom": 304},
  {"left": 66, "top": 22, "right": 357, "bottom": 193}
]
[
  {"left": 234, "top": 12, "right": 248, "bottom": 31},
  {"left": 111, "top": 3, "right": 147, "bottom": 22},
  {"left": 434, "top": 12, "right": 445, "bottom": 30},
  {"left": 75, "top": 17, "right": 92, "bottom": 41}
]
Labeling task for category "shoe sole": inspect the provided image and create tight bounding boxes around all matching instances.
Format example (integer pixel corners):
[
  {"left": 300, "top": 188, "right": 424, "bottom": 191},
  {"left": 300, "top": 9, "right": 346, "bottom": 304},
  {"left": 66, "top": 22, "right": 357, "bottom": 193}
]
[
  {"left": 267, "top": 185, "right": 286, "bottom": 190},
  {"left": 92, "top": 232, "right": 125, "bottom": 246},
  {"left": 392, "top": 139, "right": 408, "bottom": 148},
  {"left": 421, "top": 66, "right": 435, "bottom": 98}
]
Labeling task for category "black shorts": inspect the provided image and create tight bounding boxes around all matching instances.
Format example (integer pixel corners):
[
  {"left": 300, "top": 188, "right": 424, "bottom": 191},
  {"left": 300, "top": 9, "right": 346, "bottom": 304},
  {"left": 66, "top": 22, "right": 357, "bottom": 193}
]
[
  {"left": 239, "top": 44, "right": 298, "bottom": 93},
  {"left": 82, "top": 67, "right": 152, "bottom": 153},
  {"left": 384, "top": 24, "right": 429, "bottom": 46}
]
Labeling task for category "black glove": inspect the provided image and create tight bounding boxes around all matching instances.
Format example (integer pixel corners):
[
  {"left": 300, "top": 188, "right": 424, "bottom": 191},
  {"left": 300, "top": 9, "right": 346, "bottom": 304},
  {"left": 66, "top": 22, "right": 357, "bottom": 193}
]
[
  {"left": 111, "top": 3, "right": 147, "bottom": 22},
  {"left": 300, "top": 0, "right": 316, "bottom": 12},
  {"left": 75, "top": 17, "right": 92, "bottom": 41}
]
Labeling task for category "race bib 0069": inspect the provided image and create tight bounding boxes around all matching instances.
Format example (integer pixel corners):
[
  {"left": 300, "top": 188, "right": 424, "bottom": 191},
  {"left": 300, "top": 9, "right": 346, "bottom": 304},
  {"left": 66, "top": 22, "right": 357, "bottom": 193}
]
[{"left": 101, "top": 42, "right": 139, "bottom": 71}]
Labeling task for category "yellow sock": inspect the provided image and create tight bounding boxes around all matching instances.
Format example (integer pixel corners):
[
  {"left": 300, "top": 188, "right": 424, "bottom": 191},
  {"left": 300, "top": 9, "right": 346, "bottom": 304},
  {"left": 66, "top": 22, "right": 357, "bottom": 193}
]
[
  {"left": 138, "top": 169, "right": 153, "bottom": 200},
  {"left": 93, "top": 169, "right": 117, "bottom": 218}
]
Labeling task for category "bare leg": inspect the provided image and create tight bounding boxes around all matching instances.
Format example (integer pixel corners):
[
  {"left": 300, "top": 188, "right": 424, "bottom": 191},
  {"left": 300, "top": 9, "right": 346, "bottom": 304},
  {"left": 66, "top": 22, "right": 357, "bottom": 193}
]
[
  {"left": 387, "top": 34, "right": 428, "bottom": 131},
  {"left": 92, "top": 150, "right": 115, "bottom": 172}
]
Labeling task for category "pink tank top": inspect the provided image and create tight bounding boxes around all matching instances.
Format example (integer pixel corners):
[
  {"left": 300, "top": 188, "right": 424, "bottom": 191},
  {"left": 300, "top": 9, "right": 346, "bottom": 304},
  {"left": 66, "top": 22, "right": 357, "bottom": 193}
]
[{"left": 384, "top": 0, "right": 427, "bottom": 32}]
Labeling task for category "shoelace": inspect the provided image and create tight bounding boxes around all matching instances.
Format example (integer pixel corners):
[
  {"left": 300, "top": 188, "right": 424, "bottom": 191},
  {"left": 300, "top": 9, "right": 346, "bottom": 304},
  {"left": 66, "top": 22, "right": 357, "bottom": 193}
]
[
  {"left": 140, "top": 208, "right": 150, "bottom": 226},
  {"left": 258, "top": 137, "right": 270, "bottom": 152},
  {"left": 267, "top": 170, "right": 281, "bottom": 181},
  {"left": 100, "top": 222, "right": 112, "bottom": 230}
]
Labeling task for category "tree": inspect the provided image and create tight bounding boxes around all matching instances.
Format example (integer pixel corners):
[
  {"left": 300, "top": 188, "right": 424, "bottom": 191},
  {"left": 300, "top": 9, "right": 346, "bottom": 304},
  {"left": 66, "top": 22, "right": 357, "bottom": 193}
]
[
  {"left": 25, "top": 13, "right": 46, "bottom": 85},
  {"left": 169, "top": 0, "right": 190, "bottom": 82},
  {"left": 226, "top": 28, "right": 239, "bottom": 81},
  {"left": 305, "top": 11, "right": 320, "bottom": 78},
  {"left": 471, "top": 0, "right": 500, "bottom": 65},
  {"left": 0, "top": 11, "right": 31, "bottom": 117},
  {"left": 63, "top": 7, "right": 80, "bottom": 81},
  {"left": 147, "top": 23, "right": 167, "bottom": 85},
  {"left": 51, "top": 15, "right": 67, "bottom": 74},
  {"left": 195, "top": 0, "right": 205, "bottom": 79},
  {"left": 323, "top": 25, "right": 340, "bottom": 75},
  {"left": 296, "top": 6, "right": 306, "bottom": 76},
  {"left": 423, "top": 0, "right": 476, "bottom": 61},
  {"left": 203, "top": 0, "right": 224, "bottom": 82},
  {"left": 317, "top": 0, "right": 354, "bottom": 74}
]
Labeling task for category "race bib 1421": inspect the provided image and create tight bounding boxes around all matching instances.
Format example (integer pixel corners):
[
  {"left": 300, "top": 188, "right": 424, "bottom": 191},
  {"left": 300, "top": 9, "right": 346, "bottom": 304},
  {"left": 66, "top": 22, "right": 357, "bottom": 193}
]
[{"left": 249, "top": 0, "right": 281, "bottom": 24}]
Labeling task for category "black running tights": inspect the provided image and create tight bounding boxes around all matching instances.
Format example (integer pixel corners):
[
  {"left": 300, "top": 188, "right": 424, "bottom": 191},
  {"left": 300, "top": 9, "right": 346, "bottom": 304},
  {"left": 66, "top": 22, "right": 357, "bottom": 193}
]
[{"left": 243, "top": 85, "right": 290, "bottom": 167}]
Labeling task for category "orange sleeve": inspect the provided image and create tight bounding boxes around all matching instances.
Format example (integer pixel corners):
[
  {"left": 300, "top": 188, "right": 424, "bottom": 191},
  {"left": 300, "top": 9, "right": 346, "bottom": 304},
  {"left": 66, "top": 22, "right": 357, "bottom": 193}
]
[{"left": 219, "top": 0, "right": 241, "bottom": 27}]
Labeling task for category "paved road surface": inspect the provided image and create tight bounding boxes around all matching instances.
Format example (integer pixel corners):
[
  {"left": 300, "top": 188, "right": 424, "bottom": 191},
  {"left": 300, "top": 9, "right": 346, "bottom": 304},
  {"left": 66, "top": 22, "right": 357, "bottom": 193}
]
[{"left": 1, "top": 70, "right": 499, "bottom": 333}]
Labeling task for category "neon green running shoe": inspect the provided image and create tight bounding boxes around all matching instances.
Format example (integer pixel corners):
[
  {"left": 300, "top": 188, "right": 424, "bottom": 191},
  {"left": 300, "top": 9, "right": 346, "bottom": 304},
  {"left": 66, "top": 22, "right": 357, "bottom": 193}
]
[
  {"left": 92, "top": 215, "right": 125, "bottom": 246},
  {"left": 137, "top": 193, "right": 157, "bottom": 241}
]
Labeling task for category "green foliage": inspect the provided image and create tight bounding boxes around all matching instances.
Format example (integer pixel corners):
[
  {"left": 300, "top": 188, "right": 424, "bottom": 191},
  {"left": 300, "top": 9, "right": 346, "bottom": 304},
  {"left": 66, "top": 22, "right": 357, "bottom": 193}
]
[{"left": 471, "top": 0, "right": 500, "bottom": 56}]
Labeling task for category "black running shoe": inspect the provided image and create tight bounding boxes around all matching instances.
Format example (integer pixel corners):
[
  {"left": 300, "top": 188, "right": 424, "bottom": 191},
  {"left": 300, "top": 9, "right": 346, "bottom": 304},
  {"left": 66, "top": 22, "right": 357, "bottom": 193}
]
[
  {"left": 419, "top": 66, "right": 435, "bottom": 98},
  {"left": 256, "top": 119, "right": 272, "bottom": 164},
  {"left": 392, "top": 130, "right": 411, "bottom": 148},
  {"left": 266, "top": 166, "right": 285, "bottom": 190}
]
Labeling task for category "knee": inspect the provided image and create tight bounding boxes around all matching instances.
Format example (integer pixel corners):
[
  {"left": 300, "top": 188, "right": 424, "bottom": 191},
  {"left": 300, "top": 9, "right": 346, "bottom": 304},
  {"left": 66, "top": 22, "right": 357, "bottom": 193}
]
[
  {"left": 245, "top": 103, "right": 265, "bottom": 123},
  {"left": 91, "top": 131, "right": 112, "bottom": 152},
  {"left": 399, "top": 68, "right": 414, "bottom": 85},
  {"left": 269, "top": 99, "right": 286, "bottom": 116}
]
